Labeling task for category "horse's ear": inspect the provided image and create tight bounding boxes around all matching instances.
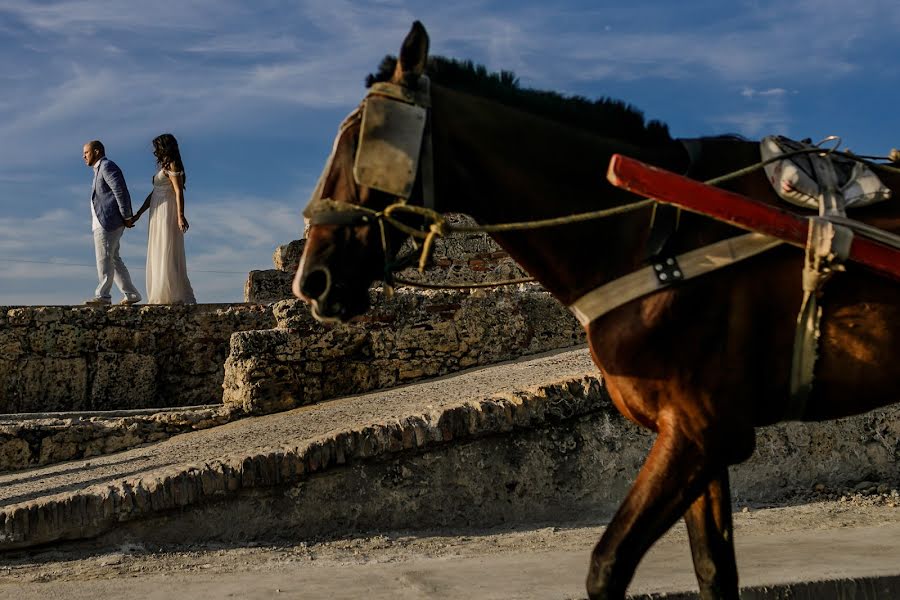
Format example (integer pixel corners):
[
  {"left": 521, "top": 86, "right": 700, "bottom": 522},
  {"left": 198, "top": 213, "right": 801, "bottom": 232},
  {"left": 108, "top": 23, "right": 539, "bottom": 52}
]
[{"left": 393, "top": 21, "right": 429, "bottom": 84}]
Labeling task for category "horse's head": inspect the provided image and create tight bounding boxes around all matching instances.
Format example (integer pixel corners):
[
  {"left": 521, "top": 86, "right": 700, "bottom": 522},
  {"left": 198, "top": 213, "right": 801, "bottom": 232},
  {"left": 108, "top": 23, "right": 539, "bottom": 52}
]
[{"left": 293, "top": 21, "right": 432, "bottom": 322}]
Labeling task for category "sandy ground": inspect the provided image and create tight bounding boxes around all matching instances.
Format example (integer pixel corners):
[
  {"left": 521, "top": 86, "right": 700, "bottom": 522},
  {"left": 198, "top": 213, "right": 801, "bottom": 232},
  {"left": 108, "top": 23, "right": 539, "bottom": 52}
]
[{"left": 1, "top": 488, "right": 898, "bottom": 600}]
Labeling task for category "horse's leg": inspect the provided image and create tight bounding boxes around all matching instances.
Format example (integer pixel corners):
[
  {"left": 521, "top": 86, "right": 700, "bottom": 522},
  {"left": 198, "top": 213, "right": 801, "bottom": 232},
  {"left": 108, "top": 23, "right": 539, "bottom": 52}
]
[
  {"left": 683, "top": 469, "right": 739, "bottom": 600},
  {"left": 585, "top": 423, "right": 731, "bottom": 600}
]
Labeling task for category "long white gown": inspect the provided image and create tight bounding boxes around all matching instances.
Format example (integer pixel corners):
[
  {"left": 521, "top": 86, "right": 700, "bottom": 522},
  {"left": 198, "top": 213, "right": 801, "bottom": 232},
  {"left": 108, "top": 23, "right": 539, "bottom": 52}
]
[{"left": 145, "top": 169, "right": 196, "bottom": 304}]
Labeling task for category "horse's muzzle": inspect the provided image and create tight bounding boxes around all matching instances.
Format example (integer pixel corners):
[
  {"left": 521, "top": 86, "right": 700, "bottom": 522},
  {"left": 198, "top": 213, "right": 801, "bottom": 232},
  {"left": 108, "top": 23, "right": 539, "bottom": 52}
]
[{"left": 295, "top": 266, "right": 331, "bottom": 304}]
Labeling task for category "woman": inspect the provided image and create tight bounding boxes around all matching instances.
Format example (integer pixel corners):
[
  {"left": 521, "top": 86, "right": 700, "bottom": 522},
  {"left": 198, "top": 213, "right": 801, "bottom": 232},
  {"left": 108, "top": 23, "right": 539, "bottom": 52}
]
[{"left": 132, "top": 133, "right": 196, "bottom": 304}]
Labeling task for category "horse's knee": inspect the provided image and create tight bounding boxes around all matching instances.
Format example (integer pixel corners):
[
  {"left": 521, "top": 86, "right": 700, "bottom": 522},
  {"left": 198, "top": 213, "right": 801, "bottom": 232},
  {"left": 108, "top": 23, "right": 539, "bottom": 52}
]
[{"left": 693, "top": 555, "right": 717, "bottom": 584}]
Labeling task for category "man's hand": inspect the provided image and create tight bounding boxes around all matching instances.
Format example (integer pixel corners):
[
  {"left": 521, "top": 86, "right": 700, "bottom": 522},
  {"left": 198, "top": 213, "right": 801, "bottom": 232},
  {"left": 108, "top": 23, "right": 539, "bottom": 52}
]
[{"left": 124, "top": 217, "right": 136, "bottom": 228}]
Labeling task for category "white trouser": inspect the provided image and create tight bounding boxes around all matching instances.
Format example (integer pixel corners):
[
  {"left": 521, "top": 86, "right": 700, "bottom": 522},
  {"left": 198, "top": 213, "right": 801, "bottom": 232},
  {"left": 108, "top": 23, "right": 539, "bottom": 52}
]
[{"left": 93, "top": 226, "right": 141, "bottom": 301}]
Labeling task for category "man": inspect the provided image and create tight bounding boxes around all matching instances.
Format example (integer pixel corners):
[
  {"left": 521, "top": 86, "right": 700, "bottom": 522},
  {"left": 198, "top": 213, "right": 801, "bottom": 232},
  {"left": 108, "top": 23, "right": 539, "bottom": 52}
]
[{"left": 82, "top": 140, "right": 142, "bottom": 305}]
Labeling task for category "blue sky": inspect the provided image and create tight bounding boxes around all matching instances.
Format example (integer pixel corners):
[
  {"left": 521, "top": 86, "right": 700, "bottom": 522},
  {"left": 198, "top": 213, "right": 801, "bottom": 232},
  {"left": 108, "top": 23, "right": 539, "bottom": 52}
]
[{"left": 1, "top": 0, "right": 898, "bottom": 305}]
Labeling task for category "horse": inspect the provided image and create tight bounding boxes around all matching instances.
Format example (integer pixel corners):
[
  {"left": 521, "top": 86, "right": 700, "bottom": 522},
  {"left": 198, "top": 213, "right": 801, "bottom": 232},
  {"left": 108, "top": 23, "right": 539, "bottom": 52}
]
[{"left": 293, "top": 21, "right": 900, "bottom": 600}]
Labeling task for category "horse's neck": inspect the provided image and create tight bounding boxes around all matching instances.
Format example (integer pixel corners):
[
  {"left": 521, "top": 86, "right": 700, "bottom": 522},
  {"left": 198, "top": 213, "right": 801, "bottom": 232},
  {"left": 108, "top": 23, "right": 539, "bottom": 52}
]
[{"left": 430, "top": 86, "right": 685, "bottom": 304}]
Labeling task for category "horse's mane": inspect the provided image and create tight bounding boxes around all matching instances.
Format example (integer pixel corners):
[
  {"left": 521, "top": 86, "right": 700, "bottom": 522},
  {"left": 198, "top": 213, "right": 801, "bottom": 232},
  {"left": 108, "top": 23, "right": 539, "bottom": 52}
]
[{"left": 366, "top": 56, "right": 672, "bottom": 145}]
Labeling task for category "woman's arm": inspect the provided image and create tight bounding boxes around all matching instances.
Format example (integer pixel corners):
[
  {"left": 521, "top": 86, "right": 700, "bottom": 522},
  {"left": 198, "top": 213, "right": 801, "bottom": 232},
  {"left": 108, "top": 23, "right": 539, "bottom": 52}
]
[
  {"left": 131, "top": 192, "right": 152, "bottom": 223},
  {"left": 167, "top": 169, "right": 188, "bottom": 233}
]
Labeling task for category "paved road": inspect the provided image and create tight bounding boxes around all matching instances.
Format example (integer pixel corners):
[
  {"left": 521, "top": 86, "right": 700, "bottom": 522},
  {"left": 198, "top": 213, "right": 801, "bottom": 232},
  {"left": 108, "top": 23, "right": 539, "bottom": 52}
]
[{"left": 1, "top": 501, "right": 898, "bottom": 599}]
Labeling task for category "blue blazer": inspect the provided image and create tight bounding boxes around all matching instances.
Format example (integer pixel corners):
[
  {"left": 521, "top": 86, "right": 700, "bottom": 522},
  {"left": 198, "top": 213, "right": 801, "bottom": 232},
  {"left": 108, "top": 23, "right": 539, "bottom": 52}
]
[{"left": 91, "top": 157, "right": 133, "bottom": 230}]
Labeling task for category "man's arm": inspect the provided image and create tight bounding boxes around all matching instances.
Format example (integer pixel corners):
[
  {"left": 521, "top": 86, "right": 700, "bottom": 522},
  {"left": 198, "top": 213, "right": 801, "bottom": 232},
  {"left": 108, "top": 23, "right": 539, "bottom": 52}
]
[{"left": 99, "top": 160, "right": 134, "bottom": 220}]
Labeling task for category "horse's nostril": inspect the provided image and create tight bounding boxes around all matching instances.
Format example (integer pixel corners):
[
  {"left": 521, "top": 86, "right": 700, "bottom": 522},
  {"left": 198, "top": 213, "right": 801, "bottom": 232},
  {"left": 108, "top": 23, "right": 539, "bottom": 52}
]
[{"left": 301, "top": 268, "right": 330, "bottom": 301}]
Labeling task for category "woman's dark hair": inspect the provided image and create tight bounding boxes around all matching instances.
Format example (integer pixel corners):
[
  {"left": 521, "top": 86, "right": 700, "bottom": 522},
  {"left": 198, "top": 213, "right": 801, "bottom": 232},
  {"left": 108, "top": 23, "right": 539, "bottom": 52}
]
[{"left": 152, "top": 133, "right": 186, "bottom": 185}]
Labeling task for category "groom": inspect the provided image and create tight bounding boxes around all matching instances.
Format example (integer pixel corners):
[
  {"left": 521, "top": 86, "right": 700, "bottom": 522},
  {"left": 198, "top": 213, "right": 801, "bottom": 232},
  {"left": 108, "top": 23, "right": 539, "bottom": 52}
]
[{"left": 82, "top": 140, "right": 142, "bottom": 305}]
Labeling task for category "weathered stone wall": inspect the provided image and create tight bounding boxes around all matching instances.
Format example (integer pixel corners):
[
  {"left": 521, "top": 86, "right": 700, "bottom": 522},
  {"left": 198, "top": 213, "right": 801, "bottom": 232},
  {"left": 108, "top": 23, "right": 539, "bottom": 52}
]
[
  {"left": 391, "top": 214, "right": 530, "bottom": 286},
  {"left": 244, "top": 269, "right": 295, "bottom": 304},
  {"left": 244, "top": 215, "right": 531, "bottom": 303},
  {"left": 0, "top": 406, "right": 236, "bottom": 471},
  {"left": 0, "top": 304, "right": 274, "bottom": 414},
  {"left": 224, "top": 286, "right": 585, "bottom": 414},
  {"left": 7, "top": 373, "right": 896, "bottom": 551}
]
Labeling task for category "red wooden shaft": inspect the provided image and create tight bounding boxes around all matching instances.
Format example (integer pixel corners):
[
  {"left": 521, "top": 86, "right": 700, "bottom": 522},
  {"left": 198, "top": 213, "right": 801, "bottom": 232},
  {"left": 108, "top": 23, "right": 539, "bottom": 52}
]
[{"left": 607, "top": 154, "right": 900, "bottom": 281}]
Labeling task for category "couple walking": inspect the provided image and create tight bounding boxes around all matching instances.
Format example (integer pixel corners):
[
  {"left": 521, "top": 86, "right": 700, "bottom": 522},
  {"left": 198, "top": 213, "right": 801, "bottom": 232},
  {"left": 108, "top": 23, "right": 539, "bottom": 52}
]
[{"left": 83, "top": 134, "right": 195, "bottom": 305}]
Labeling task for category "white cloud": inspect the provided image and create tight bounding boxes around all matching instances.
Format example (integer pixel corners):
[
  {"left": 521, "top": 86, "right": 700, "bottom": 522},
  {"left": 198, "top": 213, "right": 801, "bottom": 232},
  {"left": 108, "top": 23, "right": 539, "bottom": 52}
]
[
  {"left": 711, "top": 88, "right": 792, "bottom": 138},
  {"left": 741, "top": 87, "right": 790, "bottom": 99}
]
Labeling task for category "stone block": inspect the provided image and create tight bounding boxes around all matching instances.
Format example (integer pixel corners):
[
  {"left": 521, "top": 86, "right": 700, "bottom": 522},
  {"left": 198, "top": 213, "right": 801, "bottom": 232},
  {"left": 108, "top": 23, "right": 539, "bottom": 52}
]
[
  {"left": 272, "top": 239, "right": 306, "bottom": 272},
  {"left": 0, "top": 357, "right": 88, "bottom": 413},
  {"left": 97, "top": 327, "right": 152, "bottom": 353},
  {"left": 90, "top": 353, "right": 158, "bottom": 410},
  {"left": 0, "top": 330, "right": 25, "bottom": 359},
  {"left": 244, "top": 270, "right": 294, "bottom": 303}
]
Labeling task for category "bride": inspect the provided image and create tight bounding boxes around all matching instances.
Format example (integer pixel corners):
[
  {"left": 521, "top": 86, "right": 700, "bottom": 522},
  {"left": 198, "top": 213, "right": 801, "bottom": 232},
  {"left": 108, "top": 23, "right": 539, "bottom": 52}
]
[{"left": 130, "top": 133, "right": 196, "bottom": 304}]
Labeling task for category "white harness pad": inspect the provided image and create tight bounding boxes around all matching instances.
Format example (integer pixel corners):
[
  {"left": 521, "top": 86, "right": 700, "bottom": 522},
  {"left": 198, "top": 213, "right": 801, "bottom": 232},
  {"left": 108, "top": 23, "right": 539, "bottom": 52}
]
[{"left": 761, "top": 135, "right": 891, "bottom": 210}]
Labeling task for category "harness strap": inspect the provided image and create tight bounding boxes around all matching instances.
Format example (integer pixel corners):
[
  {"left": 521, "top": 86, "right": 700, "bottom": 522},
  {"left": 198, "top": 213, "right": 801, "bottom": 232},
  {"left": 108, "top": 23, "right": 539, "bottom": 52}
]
[
  {"left": 644, "top": 139, "right": 700, "bottom": 260},
  {"left": 787, "top": 155, "right": 854, "bottom": 417},
  {"left": 368, "top": 80, "right": 431, "bottom": 107},
  {"left": 417, "top": 78, "right": 436, "bottom": 211},
  {"left": 568, "top": 232, "right": 783, "bottom": 327}
]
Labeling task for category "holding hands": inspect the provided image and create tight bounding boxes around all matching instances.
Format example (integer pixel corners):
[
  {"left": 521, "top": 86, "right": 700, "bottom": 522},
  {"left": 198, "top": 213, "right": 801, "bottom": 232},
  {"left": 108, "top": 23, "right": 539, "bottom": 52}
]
[
  {"left": 126, "top": 192, "right": 152, "bottom": 229},
  {"left": 125, "top": 186, "right": 189, "bottom": 233}
]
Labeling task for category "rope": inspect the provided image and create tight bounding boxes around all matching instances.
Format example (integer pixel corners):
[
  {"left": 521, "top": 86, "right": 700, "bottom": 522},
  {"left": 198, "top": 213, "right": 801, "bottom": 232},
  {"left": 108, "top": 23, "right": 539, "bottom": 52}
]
[
  {"left": 392, "top": 276, "right": 535, "bottom": 289},
  {"left": 705, "top": 147, "right": 900, "bottom": 186},
  {"left": 312, "top": 147, "right": 898, "bottom": 292}
]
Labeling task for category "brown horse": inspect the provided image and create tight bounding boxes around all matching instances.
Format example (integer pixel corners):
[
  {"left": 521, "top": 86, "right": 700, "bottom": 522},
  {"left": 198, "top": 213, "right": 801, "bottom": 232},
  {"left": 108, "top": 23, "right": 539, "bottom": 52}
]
[{"left": 293, "top": 21, "right": 900, "bottom": 600}]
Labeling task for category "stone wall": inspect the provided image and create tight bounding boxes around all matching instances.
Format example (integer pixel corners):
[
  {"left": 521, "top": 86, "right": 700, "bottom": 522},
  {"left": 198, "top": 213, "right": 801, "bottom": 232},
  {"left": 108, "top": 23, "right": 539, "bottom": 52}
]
[
  {"left": 8, "top": 372, "right": 897, "bottom": 551},
  {"left": 244, "top": 240, "right": 305, "bottom": 303},
  {"left": 0, "top": 304, "right": 274, "bottom": 414},
  {"left": 0, "top": 406, "right": 235, "bottom": 471},
  {"left": 223, "top": 286, "right": 585, "bottom": 414},
  {"left": 244, "top": 215, "right": 531, "bottom": 303}
]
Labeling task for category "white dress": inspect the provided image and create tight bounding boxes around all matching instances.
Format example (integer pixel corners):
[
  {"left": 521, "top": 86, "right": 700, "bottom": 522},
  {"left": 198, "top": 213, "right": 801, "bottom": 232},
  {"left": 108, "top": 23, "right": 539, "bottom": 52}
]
[{"left": 146, "top": 169, "right": 196, "bottom": 304}]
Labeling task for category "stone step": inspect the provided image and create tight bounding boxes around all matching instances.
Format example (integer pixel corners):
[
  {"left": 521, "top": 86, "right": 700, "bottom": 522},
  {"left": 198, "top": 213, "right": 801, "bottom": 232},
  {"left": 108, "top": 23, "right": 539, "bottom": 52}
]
[
  {"left": 243, "top": 269, "right": 294, "bottom": 303},
  {"left": 0, "top": 346, "right": 897, "bottom": 556},
  {"left": 0, "top": 405, "right": 235, "bottom": 472},
  {"left": 0, "top": 348, "right": 601, "bottom": 550},
  {"left": 225, "top": 287, "right": 584, "bottom": 414},
  {"left": 1, "top": 287, "right": 581, "bottom": 471},
  {"left": 272, "top": 239, "right": 306, "bottom": 272}
]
